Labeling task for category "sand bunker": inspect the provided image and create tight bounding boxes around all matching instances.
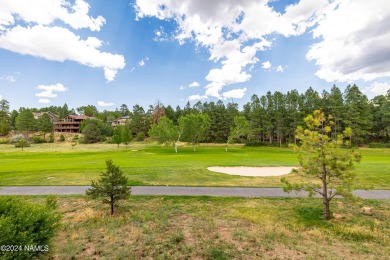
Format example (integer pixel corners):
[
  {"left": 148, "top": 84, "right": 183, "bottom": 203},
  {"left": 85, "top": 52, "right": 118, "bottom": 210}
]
[{"left": 207, "top": 166, "right": 296, "bottom": 177}]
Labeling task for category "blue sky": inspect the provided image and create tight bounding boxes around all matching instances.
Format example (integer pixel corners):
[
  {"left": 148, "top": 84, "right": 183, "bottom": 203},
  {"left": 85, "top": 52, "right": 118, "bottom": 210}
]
[{"left": 0, "top": 0, "right": 389, "bottom": 111}]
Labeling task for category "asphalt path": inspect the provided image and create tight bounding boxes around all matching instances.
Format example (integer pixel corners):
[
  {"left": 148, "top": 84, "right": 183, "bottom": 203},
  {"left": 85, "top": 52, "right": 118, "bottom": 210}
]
[{"left": 0, "top": 186, "right": 389, "bottom": 199}]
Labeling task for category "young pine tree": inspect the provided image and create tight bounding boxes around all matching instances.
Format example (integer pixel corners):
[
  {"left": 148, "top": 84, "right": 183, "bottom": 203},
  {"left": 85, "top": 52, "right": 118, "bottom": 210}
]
[
  {"left": 86, "top": 160, "right": 131, "bottom": 215},
  {"left": 282, "top": 110, "right": 361, "bottom": 220}
]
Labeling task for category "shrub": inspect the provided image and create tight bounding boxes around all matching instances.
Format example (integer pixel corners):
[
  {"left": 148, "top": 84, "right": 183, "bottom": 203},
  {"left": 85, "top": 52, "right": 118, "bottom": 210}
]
[
  {"left": 59, "top": 134, "right": 65, "bottom": 142},
  {"left": 32, "top": 136, "right": 44, "bottom": 143},
  {"left": 368, "top": 142, "right": 390, "bottom": 148},
  {"left": 15, "top": 139, "right": 30, "bottom": 150},
  {"left": 0, "top": 138, "right": 10, "bottom": 144},
  {"left": 135, "top": 132, "right": 145, "bottom": 142},
  {"left": 48, "top": 133, "right": 54, "bottom": 143},
  {"left": 0, "top": 196, "right": 61, "bottom": 260}
]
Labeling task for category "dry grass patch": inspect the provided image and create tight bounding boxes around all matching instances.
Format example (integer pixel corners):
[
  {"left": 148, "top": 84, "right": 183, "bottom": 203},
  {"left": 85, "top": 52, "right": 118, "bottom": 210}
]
[{"left": 21, "top": 196, "right": 390, "bottom": 259}]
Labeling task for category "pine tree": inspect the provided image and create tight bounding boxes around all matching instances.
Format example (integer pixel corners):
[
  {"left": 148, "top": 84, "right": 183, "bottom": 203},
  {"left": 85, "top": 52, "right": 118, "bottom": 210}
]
[
  {"left": 37, "top": 113, "right": 53, "bottom": 141},
  {"left": 86, "top": 160, "right": 131, "bottom": 215},
  {"left": 15, "top": 109, "right": 36, "bottom": 136},
  {"left": 343, "top": 84, "right": 373, "bottom": 145},
  {"left": 282, "top": 110, "right": 361, "bottom": 220}
]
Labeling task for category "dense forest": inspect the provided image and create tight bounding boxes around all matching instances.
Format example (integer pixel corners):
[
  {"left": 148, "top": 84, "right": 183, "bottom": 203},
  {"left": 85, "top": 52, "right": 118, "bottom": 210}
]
[{"left": 0, "top": 84, "right": 389, "bottom": 146}]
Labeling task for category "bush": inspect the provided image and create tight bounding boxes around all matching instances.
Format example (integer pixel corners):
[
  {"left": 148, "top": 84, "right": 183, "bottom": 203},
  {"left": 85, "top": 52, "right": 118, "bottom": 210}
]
[
  {"left": 48, "top": 133, "right": 54, "bottom": 143},
  {"left": 14, "top": 139, "right": 30, "bottom": 150},
  {"left": 32, "top": 136, "right": 44, "bottom": 143},
  {"left": 368, "top": 142, "right": 390, "bottom": 148},
  {"left": 0, "top": 196, "right": 61, "bottom": 260},
  {"left": 135, "top": 132, "right": 145, "bottom": 142},
  {"left": 59, "top": 134, "right": 65, "bottom": 142},
  {"left": 0, "top": 138, "right": 10, "bottom": 144}
]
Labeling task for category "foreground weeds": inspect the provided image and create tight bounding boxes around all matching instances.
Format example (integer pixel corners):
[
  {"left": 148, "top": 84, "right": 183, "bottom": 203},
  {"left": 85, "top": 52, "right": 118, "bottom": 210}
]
[{"left": 29, "top": 196, "right": 389, "bottom": 259}]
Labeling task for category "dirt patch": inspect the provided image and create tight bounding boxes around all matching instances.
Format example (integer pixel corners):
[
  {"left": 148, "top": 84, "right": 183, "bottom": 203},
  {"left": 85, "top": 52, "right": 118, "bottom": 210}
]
[{"left": 207, "top": 166, "right": 296, "bottom": 177}]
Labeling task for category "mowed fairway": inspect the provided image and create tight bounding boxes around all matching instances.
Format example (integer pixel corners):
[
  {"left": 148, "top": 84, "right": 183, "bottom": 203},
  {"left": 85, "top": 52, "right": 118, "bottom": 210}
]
[{"left": 0, "top": 143, "right": 389, "bottom": 188}]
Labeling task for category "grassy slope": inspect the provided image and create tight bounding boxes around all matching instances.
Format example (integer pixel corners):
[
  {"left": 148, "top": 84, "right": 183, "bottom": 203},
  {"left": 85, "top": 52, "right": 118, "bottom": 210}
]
[
  {"left": 0, "top": 143, "right": 389, "bottom": 188},
  {"left": 29, "top": 196, "right": 390, "bottom": 259}
]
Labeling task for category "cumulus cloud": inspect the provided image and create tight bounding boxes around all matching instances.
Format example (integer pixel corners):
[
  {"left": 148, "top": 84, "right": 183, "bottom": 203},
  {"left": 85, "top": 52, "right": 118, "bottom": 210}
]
[
  {"left": 188, "top": 81, "right": 200, "bottom": 88},
  {"left": 36, "top": 83, "right": 67, "bottom": 98},
  {"left": 306, "top": 0, "right": 390, "bottom": 82},
  {"left": 0, "top": 75, "right": 15, "bottom": 82},
  {"left": 262, "top": 61, "right": 272, "bottom": 70},
  {"left": 38, "top": 98, "right": 50, "bottom": 104},
  {"left": 363, "top": 82, "right": 390, "bottom": 96},
  {"left": 222, "top": 88, "right": 247, "bottom": 100},
  {"left": 97, "top": 101, "right": 115, "bottom": 107},
  {"left": 188, "top": 94, "right": 207, "bottom": 101},
  {"left": 135, "top": 0, "right": 327, "bottom": 99},
  {"left": 0, "top": 0, "right": 125, "bottom": 81}
]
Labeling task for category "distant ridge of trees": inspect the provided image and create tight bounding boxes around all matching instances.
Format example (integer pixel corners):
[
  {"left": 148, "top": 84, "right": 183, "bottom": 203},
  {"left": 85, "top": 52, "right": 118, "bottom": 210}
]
[{"left": 1, "top": 84, "right": 389, "bottom": 145}]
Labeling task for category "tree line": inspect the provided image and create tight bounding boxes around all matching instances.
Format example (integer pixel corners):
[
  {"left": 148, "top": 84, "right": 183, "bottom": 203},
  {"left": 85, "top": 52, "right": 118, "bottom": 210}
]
[{"left": 0, "top": 84, "right": 389, "bottom": 146}]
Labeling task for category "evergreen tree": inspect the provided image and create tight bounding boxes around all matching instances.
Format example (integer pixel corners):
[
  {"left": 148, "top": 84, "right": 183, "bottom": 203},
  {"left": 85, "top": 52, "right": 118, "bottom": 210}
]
[
  {"left": 343, "top": 84, "right": 373, "bottom": 145},
  {"left": 282, "top": 110, "right": 361, "bottom": 220},
  {"left": 0, "top": 99, "right": 11, "bottom": 136},
  {"left": 119, "top": 104, "right": 129, "bottom": 116},
  {"left": 328, "top": 85, "right": 344, "bottom": 139},
  {"left": 86, "top": 160, "right": 131, "bottom": 215},
  {"left": 129, "top": 104, "right": 149, "bottom": 136},
  {"left": 370, "top": 93, "right": 390, "bottom": 141},
  {"left": 37, "top": 113, "right": 54, "bottom": 141},
  {"left": 15, "top": 109, "right": 36, "bottom": 135}
]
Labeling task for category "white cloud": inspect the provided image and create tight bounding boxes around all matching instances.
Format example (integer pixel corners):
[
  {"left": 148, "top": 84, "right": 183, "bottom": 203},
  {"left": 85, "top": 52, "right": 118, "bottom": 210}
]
[
  {"left": 179, "top": 85, "right": 185, "bottom": 90},
  {"left": 0, "top": 75, "right": 15, "bottom": 82},
  {"left": 154, "top": 26, "right": 169, "bottom": 42},
  {"left": 97, "top": 101, "right": 115, "bottom": 107},
  {"left": 38, "top": 98, "right": 50, "bottom": 104},
  {"left": 188, "top": 82, "right": 200, "bottom": 88},
  {"left": 36, "top": 83, "right": 67, "bottom": 98},
  {"left": 262, "top": 61, "right": 272, "bottom": 70},
  {"left": 276, "top": 65, "right": 284, "bottom": 72},
  {"left": 363, "top": 82, "right": 390, "bottom": 96},
  {"left": 0, "top": 95, "right": 2, "bottom": 100},
  {"left": 306, "top": 0, "right": 390, "bottom": 82},
  {"left": 222, "top": 88, "right": 247, "bottom": 100},
  {"left": 0, "top": 0, "right": 125, "bottom": 81},
  {"left": 135, "top": 0, "right": 327, "bottom": 99},
  {"left": 188, "top": 94, "right": 207, "bottom": 101},
  {"left": 138, "top": 57, "right": 149, "bottom": 67},
  {"left": 0, "top": 0, "right": 105, "bottom": 31}
]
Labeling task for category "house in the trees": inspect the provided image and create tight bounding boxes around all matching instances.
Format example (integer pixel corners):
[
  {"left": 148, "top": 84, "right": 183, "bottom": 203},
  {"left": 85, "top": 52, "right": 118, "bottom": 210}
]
[
  {"left": 54, "top": 115, "right": 95, "bottom": 133},
  {"left": 32, "top": 112, "right": 58, "bottom": 123},
  {"left": 111, "top": 116, "right": 130, "bottom": 127}
]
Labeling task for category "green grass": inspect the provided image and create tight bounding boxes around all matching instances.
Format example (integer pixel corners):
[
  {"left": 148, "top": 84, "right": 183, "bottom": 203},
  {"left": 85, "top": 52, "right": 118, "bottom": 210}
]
[
  {"left": 0, "top": 143, "right": 389, "bottom": 188},
  {"left": 25, "top": 196, "right": 390, "bottom": 259}
]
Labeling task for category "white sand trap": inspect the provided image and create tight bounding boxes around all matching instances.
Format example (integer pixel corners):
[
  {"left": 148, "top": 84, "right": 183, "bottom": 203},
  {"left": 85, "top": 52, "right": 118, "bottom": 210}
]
[{"left": 207, "top": 166, "right": 296, "bottom": 177}]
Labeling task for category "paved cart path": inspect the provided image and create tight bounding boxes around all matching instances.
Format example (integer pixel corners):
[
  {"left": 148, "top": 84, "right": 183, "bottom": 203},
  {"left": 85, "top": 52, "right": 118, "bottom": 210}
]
[{"left": 0, "top": 186, "right": 389, "bottom": 199}]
